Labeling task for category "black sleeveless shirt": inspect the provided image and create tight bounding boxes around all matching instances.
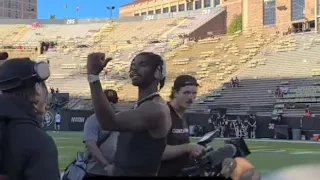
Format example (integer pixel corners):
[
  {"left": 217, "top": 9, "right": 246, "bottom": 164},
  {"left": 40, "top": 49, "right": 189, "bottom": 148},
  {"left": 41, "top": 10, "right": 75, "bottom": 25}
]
[
  {"left": 113, "top": 94, "right": 167, "bottom": 176},
  {"left": 158, "top": 103, "right": 190, "bottom": 176}
]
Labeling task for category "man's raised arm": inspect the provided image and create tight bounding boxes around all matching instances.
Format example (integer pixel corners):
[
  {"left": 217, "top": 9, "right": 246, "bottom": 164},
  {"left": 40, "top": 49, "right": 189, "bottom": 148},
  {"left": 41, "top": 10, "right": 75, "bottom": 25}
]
[{"left": 87, "top": 52, "right": 118, "bottom": 130}]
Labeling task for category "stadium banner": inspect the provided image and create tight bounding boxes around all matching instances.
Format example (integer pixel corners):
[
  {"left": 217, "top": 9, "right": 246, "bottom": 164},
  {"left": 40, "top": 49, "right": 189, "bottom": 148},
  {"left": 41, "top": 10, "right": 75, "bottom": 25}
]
[{"left": 61, "top": 109, "right": 93, "bottom": 131}]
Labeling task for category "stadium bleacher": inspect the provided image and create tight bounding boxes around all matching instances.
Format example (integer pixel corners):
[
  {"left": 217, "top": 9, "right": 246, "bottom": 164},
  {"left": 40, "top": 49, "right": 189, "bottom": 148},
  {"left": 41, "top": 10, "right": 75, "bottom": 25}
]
[
  {"left": 2, "top": 7, "right": 320, "bottom": 119},
  {"left": 188, "top": 32, "right": 320, "bottom": 117}
]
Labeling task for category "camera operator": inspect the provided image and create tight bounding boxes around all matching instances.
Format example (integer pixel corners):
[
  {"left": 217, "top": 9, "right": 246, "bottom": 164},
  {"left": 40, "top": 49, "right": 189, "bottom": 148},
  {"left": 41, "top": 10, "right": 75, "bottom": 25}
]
[
  {"left": 0, "top": 58, "right": 60, "bottom": 180},
  {"left": 158, "top": 75, "right": 205, "bottom": 176},
  {"left": 83, "top": 89, "right": 119, "bottom": 179}
]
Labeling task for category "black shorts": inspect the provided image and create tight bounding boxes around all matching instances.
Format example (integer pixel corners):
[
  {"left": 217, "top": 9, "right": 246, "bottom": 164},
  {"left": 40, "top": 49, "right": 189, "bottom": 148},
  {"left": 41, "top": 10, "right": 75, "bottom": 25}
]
[{"left": 55, "top": 122, "right": 60, "bottom": 126}]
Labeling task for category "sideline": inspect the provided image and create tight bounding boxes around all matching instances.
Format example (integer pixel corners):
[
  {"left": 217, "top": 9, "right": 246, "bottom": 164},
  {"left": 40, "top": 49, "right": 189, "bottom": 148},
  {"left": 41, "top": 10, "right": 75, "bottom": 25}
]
[{"left": 190, "top": 137, "right": 320, "bottom": 144}]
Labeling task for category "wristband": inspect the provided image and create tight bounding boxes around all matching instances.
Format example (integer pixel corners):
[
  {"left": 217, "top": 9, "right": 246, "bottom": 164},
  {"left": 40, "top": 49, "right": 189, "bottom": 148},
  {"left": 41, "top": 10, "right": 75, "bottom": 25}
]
[{"left": 88, "top": 74, "right": 100, "bottom": 84}]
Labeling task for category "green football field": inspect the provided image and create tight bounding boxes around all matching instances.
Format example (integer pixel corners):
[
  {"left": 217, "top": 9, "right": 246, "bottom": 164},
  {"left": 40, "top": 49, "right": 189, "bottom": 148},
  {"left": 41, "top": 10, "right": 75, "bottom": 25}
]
[{"left": 50, "top": 131, "right": 320, "bottom": 174}]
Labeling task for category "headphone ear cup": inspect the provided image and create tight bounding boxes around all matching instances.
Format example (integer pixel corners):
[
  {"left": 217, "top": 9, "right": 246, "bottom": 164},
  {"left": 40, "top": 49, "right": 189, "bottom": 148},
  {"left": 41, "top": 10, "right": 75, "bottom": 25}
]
[{"left": 154, "top": 66, "right": 161, "bottom": 80}]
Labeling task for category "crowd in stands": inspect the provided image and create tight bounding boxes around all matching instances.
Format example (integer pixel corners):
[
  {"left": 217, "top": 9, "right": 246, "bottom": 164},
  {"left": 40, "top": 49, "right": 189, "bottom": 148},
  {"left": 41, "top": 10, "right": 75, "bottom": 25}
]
[
  {"left": 50, "top": 87, "right": 59, "bottom": 94},
  {"left": 275, "top": 86, "right": 289, "bottom": 97},
  {"left": 230, "top": 77, "right": 240, "bottom": 87},
  {"left": 40, "top": 41, "right": 57, "bottom": 54}
]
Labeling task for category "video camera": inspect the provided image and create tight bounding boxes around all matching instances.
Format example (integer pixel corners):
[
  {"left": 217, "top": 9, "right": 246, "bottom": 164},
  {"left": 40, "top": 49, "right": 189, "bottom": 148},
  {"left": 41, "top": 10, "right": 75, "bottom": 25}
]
[{"left": 181, "top": 130, "right": 251, "bottom": 178}]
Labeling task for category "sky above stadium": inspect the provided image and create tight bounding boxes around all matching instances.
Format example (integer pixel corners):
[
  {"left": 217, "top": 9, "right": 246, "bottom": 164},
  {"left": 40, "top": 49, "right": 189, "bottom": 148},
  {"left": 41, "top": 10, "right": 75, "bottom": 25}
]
[{"left": 38, "top": 0, "right": 134, "bottom": 19}]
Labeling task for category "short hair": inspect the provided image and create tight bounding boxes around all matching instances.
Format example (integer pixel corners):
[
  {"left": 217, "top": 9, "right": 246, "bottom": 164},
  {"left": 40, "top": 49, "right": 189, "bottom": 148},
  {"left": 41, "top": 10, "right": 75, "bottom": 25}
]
[
  {"left": 133, "top": 52, "right": 165, "bottom": 89},
  {"left": 169, "top": 75, "right": 198, "bottom": 100},
  {"left": 104, "top": 89, "right": 118, "bottom": 104}
]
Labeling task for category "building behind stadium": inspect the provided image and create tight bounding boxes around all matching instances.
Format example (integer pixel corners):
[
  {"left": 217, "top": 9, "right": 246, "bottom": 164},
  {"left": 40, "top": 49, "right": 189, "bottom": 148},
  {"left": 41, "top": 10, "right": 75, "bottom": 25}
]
[
  {"left": 0, "top": 0, "right": 37, "bottom": 19},
  {"left": 120, "top": 0, "right": 320, "bottom": 32}
]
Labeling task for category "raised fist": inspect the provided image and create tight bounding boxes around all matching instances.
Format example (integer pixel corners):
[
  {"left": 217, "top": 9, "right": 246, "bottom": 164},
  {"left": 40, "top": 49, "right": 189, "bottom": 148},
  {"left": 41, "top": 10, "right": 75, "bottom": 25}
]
[{"left": 87, "top": 52, "right": 112, "bottom": 75}]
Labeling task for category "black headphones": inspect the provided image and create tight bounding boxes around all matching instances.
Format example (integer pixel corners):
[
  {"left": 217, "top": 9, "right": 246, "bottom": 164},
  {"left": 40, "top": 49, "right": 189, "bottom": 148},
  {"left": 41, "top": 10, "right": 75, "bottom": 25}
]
[
  {"left": 154, "top": 58, "right": 166, "bottom": 81},
  {"left": 0, "top": 61, "right": 50, "bottom": 91}
]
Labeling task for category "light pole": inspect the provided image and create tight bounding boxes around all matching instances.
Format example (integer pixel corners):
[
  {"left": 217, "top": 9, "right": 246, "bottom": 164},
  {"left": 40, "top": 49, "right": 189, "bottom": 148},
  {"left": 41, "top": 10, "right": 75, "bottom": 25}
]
[{"left": 106, "top": 6, "right": 115, "bottom": 18}]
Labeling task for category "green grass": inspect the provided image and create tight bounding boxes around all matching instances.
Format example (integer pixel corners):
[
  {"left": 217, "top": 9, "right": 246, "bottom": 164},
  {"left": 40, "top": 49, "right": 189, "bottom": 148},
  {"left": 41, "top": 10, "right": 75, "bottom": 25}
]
[{"left": 50, "top": 131, "right": 320, "bottom": 174}]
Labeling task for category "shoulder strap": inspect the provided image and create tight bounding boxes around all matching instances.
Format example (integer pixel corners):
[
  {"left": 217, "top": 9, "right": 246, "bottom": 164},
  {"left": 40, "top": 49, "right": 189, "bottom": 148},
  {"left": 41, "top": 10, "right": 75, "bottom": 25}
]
[
  {"left": 96, "top": 131, "right": 111, "bottom": 148},
  {"left": 133, "top": 93, "right": 160, "bottom": 109}
]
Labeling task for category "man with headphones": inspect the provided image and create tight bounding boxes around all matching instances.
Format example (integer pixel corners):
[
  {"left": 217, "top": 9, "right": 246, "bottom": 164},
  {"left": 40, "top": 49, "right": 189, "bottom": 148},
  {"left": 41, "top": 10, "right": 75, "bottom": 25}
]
[
  {"left": 0, "top": 58, "right": 60, "bottom": 180},
  {"left": 87, "top": 52, "right": 171, "bottom": 176}
]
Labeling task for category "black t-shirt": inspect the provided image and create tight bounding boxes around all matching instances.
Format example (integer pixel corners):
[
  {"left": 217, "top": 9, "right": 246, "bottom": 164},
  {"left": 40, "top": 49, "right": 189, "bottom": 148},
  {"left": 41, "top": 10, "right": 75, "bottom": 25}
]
[
  {"left": 158, "top": 103, "right": 190, "bottom": 176},
  {"left": 249, "top": 118, "right": 256, "bottom": 129},
  {"left": 113, "top": 94, "right": 166, "bottom": 176}
]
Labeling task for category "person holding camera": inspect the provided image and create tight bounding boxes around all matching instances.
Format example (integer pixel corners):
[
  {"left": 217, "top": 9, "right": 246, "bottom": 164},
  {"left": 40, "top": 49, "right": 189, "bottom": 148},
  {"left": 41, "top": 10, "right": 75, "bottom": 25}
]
[
  {"left": 158, "top": 75, "right": 205, "bottom": 176},
  {"left": 83, "top": 89, "right": 120, "bottom": 179},
  {"left": 0, "top": 58, "right": 60, "bottom": 180}
]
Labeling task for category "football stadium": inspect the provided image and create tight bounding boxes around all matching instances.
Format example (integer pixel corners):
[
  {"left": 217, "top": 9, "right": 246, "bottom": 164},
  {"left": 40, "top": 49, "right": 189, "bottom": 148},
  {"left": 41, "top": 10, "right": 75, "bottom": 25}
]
[{"left": 1, "top": 0, "right": 320, "bottom": 178}]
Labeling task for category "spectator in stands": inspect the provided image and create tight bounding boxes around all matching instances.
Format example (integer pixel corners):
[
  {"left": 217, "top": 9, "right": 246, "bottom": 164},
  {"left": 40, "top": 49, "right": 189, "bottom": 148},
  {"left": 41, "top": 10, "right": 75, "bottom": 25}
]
[
  {"left": 275, "top": 86, "right": 282, "bottom": 97},
  {"left": 304, "top": 105, "right": 311, "bottom": 117},
  {"left": 0, "top": 58, "right": 60, "bottom": 179},
  {"left": 230, "top": 78, "right": 235, "bottom": 87},
  {"left": 234, "top": 77, "right": 240, "bottom": 87},
  {"left": 83, "top": 89, "right": 120, "bottom": 179},
  {"left": 158, "top": 75, "right": 204, "bottom": 176},
  {"left": 50, "top": 87, "right": 55, "bottom": 94},
  {"left": 54, "top": 112, "right": 61, "bottom": 132},
  {"left": 55, "top": 88, "right": 59, "bottom": 93}
]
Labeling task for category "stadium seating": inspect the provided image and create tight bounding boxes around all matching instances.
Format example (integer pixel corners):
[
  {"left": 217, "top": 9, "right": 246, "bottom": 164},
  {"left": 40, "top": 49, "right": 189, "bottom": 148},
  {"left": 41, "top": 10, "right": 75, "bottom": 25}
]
[
  {"left": 161, "top": 7, "right": 225, "bottom": 38},
  {"left": 187, "top": 32, "right": 320, "bottom": 116},
  {"left": 0, "top": 9, "right": 280, "bottom": 105},
  {"left": 164, "top": 31, "right": 277, "bottom": 100},
  {"left": 0, "top": 24, "right": 28, "bottom": 43},
  {"left": 18, "top": 23, "right": 105, "bottom": 46}
]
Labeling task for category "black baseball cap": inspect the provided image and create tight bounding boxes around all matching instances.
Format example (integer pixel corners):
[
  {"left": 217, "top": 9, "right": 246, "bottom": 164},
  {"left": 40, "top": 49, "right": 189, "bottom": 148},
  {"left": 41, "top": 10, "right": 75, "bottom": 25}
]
[
  {"left": 0, "top": 58, "right": 37, "bottom": 91},
  {"left": 173, "top": 75, "right": 199, "bottom": 90}
]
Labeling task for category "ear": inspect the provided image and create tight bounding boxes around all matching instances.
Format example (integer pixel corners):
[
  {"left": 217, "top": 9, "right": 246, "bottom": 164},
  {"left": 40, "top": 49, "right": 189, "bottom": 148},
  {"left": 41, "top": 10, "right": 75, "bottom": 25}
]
[{"left": 173, "top": 88, "right": 179, "bottom": 97}]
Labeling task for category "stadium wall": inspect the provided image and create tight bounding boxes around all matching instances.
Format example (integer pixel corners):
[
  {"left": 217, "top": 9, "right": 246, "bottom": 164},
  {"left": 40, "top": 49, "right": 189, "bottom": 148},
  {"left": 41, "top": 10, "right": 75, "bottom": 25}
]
[
  {"left": 243, "top": 0, "right": 316, "bottom": 32},
  {"left": 189, "top": 10, "right": 227, "bottom": 39},
  {"left": 121, "top": 0, "right": 317, "bottom": 33},
  {"left": 120, "top": 0, "right": 241, "bottom": 27}
]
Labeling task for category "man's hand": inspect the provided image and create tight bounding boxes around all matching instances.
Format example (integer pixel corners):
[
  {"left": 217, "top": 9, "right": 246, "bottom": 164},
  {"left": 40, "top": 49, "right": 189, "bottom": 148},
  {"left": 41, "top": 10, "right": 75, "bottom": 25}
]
[
  {"left": 187, "top": 143, "right": 205, "bottom": 157},
  {"left": 104, "top": 164, "right": 114, "bottom": 176},
  {"left": 87, "top": 52, "right": 112, "bottom": 75}
]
